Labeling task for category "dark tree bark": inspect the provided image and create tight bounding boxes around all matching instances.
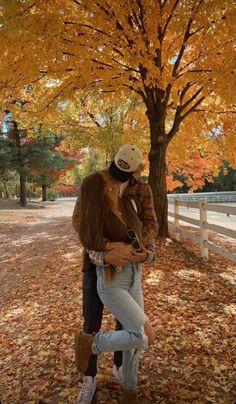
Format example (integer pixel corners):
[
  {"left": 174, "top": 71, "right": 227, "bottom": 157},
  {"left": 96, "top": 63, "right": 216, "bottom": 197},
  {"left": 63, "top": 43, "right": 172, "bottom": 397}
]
[
  {"left": 143, "top": 86, "right": 169, "bottom": 237},
  {"left": 19, "top": 174, "right": 27, "bottom": 207},
  {"left": 42, "top": 184, "right": 47, "bottom": 201},
  {"left": 147, "top": 113, "right": 168, "bottom": 237},
  {"left": 148, "top": 145, "right": 168, "bottom": 237},
  {"left": 3, "top": 184, "right": 10, "bottom": 199},
  {"left": 13, "top": 123, "right": 27, "bottom": 207}
]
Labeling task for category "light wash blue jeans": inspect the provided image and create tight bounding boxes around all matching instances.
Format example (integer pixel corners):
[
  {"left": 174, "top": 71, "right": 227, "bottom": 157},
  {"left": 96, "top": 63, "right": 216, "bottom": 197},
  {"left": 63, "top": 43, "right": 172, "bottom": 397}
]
[{"left": 92, "top": 263, "right": 148, "bottom": 390}]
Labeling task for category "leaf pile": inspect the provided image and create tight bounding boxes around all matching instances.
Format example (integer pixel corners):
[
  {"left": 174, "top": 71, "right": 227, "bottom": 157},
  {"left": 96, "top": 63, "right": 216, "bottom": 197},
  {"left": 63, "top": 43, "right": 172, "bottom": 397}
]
[{"left": 0, "top": 201, "right": 235, "bottom": 403}]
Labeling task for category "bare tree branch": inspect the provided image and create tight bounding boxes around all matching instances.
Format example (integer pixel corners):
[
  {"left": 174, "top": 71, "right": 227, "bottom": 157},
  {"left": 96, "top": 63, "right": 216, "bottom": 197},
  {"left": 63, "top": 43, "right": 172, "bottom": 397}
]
[
  {"left": 42, "top": 82, "right": 72, "bottom": 110},
  {"left": 135, "top": 0, "right": 146, "bottom": 33},
  {"left": 43, "top": 90, "right": 63, "bottom": 110},
  {"left": 176, "top": 69, "right": 212, "bottom": 80},
  {"left": 64, "top": 21, "right": 111, "bottom": 38},
  {"left": 167, "top": 105, "right": 182, "bottom": 141},
  {"left": 162, "top": 0, "right": 180, "bottom": 38},
  {"left": 180, "top": 96, "right": 205, "bottom": 120},
  {"left": 73, "top": 0, "right": 81, "bottom": 6},
  {"left": 111, "top": 58, "right": 140, "bottom": 73},
  {"left": 179, "top": 81, "right": 197, "bottom": 104},
  {"left": 63, "top": 52, "right": 76, "bottom": 57},
  {"left": 161, "top": 0, "right": 169, "bottom": 9},
  {"left": 62, "top": 37, "right": 75, "bottom": 44},
  {"left": 172, "top": 18, "right": 193, "bottom": 77},
  {"left": 91, "top": 59, "right": 114, "bottom": 69},
  {"left": 195, "top": 109, "right": 236, "bottom": 114},
  {"left": 181, "top": 86, "right": 203, "bottom": 111},
  {"left": 14, "top": 2, "right": 36, "bottom": 18},
  {"left": 167, "top": 85, "right": 204, "bottom": 142},
  {"left": 30, "top": 72, "right": 47, "bottom": 84},
  {"left": 178, "top": 40, "right": 233, "bottom": 77},
  {"left": 171, "top": 0, "right": 205, "bottom": 78}
]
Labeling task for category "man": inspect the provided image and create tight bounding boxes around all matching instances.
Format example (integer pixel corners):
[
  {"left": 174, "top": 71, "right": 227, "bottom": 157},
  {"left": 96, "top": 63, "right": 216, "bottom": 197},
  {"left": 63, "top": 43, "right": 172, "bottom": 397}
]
[{"left": 72, "top": 145, "right": 158, "bottom": 403}]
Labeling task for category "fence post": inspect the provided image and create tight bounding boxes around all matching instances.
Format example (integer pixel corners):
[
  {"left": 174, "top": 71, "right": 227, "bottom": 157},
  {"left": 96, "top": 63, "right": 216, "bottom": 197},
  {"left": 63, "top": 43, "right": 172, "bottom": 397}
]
[
  {"left": 199, "top": 200, "right": 208, "bottom": 260},
  {"left": 174, "top": 198, "right": 180, "bottom": 241}
]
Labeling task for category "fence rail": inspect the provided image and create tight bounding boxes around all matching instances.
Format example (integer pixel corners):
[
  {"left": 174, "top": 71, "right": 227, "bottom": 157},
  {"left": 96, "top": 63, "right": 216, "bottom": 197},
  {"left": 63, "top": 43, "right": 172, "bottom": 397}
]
[
  {"left": 168, "top": 200, "right": 236, "bottom": 263},
  {"left": 168, "top": 191, "right": 236, "bottom": 203}
]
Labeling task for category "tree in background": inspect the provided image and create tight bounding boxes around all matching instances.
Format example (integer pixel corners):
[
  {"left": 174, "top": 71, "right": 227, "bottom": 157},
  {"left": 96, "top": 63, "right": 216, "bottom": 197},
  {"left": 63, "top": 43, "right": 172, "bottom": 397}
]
[
  {"left": 212, "top": 162, "right": 236, "bottom": 192},
  {"left": 0, "top": 0, "right": 235, "bottom": 234},
  {"left": 37, "top": 93, "right": 150, "bottom": 162},
  {"left": 0, "top": 112, "right": 76, "bottom": 204},
  {"left": 26, "top": 133, "right": 76, "bottom": 201},
  {"left": 0, "top": 133, "right": 19, "bottom": 198},
  {"left": 166, "top": 125, "right": 222, "bottom": 192},
  {"left": 169, "top": 160, "right": 236, "bottom": 193},
  {"left": 0, "top": 112, "right": 29, "bottom": 206}
]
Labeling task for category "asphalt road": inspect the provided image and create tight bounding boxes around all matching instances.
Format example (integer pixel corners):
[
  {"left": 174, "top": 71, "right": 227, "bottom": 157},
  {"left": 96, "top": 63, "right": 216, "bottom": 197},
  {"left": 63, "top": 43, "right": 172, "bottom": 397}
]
[
  {"left": 168, "top": 203, "right": 236, "bottom": 231},
  {"left": 54, "top": 197, "right": 236, "bottom": 231},
  {"left": 44, "top": 197, "right": 236, "bottom": 236}
]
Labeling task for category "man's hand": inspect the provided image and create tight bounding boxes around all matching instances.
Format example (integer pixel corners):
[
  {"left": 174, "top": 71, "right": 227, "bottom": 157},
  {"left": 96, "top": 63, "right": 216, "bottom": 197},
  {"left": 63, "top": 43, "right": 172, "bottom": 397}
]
[
  {"left": 104, "top": 244, "right": 135, "bottom": 267},
  {"left": 130, "top": 249, "right": 148, "bottom": 263},
  {"left": 106, "top": 242, "right": 128, "bottom": 251}
]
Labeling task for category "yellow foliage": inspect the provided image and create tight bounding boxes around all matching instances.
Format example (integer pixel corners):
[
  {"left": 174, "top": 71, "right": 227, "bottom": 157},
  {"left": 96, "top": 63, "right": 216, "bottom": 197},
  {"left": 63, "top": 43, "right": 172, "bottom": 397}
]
[{"left": 0, "top": 0, "right": 235, "bottom": 198}]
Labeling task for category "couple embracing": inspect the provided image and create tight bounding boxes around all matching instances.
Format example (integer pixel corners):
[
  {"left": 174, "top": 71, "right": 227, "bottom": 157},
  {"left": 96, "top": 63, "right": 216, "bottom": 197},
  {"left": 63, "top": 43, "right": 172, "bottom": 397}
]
[{"left": 73, "top": 144, "right": 158, "bottom": 403}]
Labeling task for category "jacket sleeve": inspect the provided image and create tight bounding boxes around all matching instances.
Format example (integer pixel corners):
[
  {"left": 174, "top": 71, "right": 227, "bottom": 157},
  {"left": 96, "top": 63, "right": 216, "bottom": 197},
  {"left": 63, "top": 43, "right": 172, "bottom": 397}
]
[{"left": 139, "top": 183, "right": 158, "bottom": 250}]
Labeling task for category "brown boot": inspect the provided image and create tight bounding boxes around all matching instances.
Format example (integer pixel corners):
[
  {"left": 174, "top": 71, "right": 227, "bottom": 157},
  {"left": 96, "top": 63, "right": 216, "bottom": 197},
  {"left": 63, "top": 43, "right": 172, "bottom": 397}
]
[
  {"left": 120, "top": 389, "right": 139, "bottom": 404},
  {"left": 75, "top": 330, "right": 94, "bottom": 372}
]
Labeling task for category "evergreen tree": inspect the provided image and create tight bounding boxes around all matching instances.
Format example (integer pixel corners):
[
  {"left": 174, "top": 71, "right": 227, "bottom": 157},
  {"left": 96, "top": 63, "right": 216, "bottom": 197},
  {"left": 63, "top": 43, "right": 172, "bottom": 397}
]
[
  {"left": 26, "top": 133, "right": 75, "bottom": 201},
  {"left": 0, "top": 113, "right": 75, "bottom": 204}
]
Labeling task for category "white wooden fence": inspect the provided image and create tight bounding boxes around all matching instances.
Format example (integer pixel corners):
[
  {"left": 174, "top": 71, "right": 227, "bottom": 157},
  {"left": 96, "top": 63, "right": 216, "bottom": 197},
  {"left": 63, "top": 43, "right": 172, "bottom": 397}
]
[
  {"left": 168, "top": 200, "right": 236, "bottom": 263},
  {"left": 168, "top": 191, "right": 236, "bottom": 203}
]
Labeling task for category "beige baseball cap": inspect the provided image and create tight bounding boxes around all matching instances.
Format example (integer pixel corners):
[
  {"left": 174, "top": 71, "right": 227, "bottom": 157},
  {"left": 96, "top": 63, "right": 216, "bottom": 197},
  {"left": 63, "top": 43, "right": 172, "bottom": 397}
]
[{"left": 114, "top": 145, "right": 143, "bottom": 172}]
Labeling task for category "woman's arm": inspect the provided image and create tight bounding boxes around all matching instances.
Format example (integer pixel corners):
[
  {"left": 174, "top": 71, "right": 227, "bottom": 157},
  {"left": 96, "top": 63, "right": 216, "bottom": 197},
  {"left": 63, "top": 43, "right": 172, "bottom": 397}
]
[{"left": 88, "top": 243, "right": 137, "bottom": 267}]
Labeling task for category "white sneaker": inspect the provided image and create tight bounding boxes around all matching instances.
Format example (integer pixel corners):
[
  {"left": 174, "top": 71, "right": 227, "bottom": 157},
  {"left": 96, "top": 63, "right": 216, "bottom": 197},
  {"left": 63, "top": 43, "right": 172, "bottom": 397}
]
[
  {"left": 112, "top": 365, "right": 123, "bottom": 383},
  {"left": 77, "top": 376, "right": 96, "bottom": 403}
]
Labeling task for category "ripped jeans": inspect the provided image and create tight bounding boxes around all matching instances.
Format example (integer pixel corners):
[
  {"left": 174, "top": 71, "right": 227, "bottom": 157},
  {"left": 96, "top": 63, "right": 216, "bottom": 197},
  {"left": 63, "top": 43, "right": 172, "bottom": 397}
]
[{"left": 92, "top": 263, "right": 148, "bottom": 390}]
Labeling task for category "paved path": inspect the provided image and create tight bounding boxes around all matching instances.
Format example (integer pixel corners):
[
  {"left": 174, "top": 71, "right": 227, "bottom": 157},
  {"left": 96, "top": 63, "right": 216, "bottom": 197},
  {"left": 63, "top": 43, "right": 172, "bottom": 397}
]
[{"left": 0, "top": 200, "right": 78, "bottom": 297}]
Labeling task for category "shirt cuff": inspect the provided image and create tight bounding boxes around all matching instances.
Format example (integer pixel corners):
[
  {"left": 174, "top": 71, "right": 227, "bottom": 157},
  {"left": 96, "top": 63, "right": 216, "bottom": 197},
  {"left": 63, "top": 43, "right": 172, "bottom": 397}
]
[
  {"left": 145, "top": 250, "right": 155, "bottom": 264},
  {"left": 88, "top": 250, "right": 105, "bottom": 266}
]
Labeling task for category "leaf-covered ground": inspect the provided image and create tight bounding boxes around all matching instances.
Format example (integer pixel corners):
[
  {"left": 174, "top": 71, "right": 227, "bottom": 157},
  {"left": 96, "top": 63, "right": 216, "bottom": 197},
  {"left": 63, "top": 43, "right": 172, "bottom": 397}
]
[{"left": 0, "top": 200, "right": 235, "bottom": 404}]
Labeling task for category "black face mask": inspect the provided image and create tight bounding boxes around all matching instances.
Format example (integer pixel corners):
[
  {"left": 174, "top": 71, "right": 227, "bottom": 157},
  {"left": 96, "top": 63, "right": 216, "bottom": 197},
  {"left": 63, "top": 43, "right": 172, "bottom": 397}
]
[{"left": 108, "top": 161, "right": 133, "bottom": 183}]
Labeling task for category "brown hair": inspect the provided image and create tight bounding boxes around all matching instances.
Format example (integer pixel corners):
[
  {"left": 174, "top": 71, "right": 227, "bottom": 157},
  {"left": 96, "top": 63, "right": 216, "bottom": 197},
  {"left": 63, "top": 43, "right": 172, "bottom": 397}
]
[
  {"left": 79, "top": 172, "right": 109, "bottom": 251},
  {"left": 79, "top": 171, "right": 143, "bottom": 282}
]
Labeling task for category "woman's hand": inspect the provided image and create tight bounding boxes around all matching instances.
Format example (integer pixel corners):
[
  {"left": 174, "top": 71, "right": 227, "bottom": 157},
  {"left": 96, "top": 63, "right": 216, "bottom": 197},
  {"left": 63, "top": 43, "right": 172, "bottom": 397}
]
[
  {"left": 104, "top": 248, "right": 134, "bottom": 267},
  {"left": 104, "top": 243, "right": 136, "bottom": 267},
  {"left": 104, "top": 242, "right": 148, "bottom": 266}
]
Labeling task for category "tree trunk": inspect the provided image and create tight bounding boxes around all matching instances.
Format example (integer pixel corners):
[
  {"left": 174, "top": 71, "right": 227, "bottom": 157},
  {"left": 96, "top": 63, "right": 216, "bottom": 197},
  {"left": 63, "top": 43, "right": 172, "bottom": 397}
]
[
  {"left": 13, "top": 122, "right": 27, "bottom": 207},
  {"left": 147, "top": 113, "right": 168, "bottom": 237},
  {"left": 4, "top": 184, "right": 10, "bottom": 199},
  {"left": 148, "top": 144, "right": 168, "bottom": 237},
  {"left": 42, "top": 184, "right": 47, "bottom": 201},
  {"left": 20, "top": 174, "right": 27, "bottom": 207}
]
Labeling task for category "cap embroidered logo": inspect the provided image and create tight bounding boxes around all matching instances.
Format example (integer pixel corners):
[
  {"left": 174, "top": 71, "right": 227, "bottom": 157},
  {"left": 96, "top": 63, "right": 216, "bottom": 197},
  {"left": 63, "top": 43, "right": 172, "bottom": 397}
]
[{"left": 117, "top": 159, "right": 131, "bottom": 170}]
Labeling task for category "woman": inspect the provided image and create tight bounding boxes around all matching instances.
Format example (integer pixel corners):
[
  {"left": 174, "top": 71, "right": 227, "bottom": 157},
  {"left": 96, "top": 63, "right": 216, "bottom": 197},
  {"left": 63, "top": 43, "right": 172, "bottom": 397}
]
[{"left": 75, "top": 145, "right": 156, "bottom": 403}]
